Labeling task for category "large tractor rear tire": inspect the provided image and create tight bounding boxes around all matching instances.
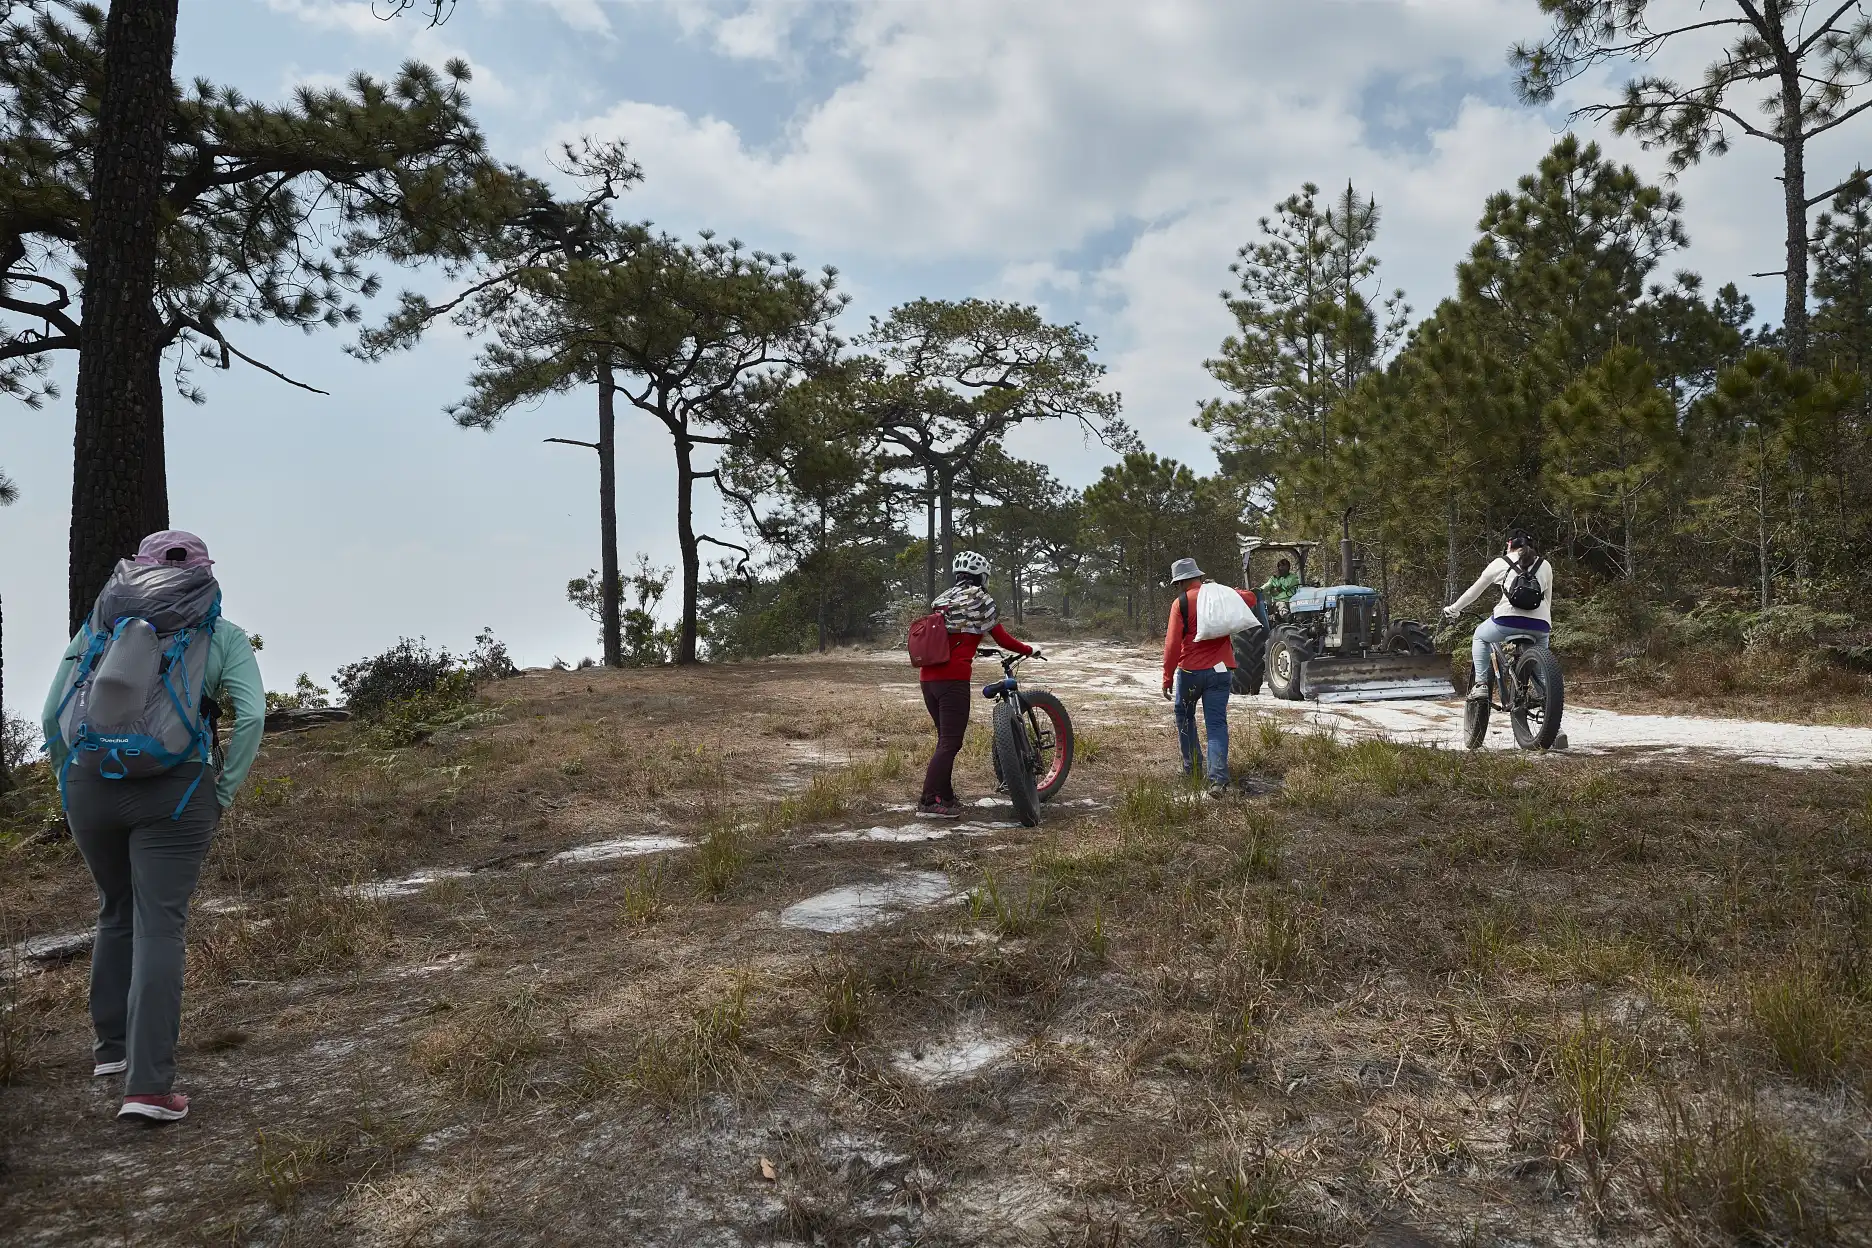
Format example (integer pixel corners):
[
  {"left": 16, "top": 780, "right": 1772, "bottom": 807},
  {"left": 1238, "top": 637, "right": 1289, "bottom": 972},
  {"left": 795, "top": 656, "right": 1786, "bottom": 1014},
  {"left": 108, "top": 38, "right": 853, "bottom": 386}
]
[
  {"left": 1267, "top": 628, "right": 1311, "bottom": 701},
  {"left": 1384, "top": 620, "right": 1435, "bottom": 655},
  {"left": 1231, "top": 628, "right": 1267, "bottom": 695}
]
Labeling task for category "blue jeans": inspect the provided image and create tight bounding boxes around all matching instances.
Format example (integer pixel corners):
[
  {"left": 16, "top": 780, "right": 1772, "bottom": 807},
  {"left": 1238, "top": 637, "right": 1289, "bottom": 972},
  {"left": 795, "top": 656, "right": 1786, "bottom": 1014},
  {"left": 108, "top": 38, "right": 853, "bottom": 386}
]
[
  {"left": 1472, "top": 618, "right": 1549, "bottom": 685},
  {"left": 1174, "top": 667, "right": 1231, "bottom": 786}
]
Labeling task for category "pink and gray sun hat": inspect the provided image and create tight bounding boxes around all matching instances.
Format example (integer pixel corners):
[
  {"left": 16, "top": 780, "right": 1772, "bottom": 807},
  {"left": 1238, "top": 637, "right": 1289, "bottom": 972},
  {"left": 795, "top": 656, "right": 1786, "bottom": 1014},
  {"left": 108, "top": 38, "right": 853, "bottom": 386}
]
[{"left": 133, "top": 530, "right": 214, "bottom": 570}]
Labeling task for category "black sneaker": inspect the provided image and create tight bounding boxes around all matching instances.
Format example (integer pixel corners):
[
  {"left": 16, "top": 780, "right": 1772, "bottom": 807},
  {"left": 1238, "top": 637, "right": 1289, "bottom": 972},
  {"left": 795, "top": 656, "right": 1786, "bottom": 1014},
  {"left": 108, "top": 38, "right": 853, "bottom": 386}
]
[{"left": 916, "top": 799, "right": 964, "bottom": 820}]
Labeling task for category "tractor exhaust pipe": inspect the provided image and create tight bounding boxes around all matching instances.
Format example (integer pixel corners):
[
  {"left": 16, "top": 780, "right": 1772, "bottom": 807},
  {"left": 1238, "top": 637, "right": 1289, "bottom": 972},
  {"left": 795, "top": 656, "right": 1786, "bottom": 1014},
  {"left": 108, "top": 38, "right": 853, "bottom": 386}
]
[{"left": 1340, "top": 508, "right": 1356, "bottom": 586}]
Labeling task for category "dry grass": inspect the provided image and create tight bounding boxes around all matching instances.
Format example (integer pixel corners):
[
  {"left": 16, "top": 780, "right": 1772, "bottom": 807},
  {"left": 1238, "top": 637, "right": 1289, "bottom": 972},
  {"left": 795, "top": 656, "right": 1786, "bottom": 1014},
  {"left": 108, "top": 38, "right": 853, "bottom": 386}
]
[
  {"left": 1645, "top": 1089, "right": 1832, "bottom": 1244},
  {"left": 4, "top": 653, "right": 1872, "bottom": 1245},
  {"left": 411, "top": 983, "right": 566, "bottom": 1108},
  {"left": 254, "top": 1110, "right": 419, "bottom": 1211}
]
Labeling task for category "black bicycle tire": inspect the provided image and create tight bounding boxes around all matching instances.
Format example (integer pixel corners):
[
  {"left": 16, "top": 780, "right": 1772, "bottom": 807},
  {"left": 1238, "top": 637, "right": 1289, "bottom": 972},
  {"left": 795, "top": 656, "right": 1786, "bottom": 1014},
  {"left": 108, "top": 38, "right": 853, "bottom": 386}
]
[
  {"left": 994, "top": 699, "right": 1042, "bottom": 827},
  {"left": 1463, "top": 682, "right": 1490, "bottom": 750},
  {"left": 1510, "top": 647, "right": 1565, "bottom": 750},
  {"left": 1021, "top": 689, "right": 1075, "bottom": 803}
]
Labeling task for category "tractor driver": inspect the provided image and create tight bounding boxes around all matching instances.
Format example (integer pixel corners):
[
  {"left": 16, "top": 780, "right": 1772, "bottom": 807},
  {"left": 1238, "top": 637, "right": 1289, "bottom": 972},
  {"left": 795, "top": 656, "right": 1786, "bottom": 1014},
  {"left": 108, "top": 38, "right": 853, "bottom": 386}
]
[{"left": 1260, "top": 558, "right": 1300, "bottom": 607}]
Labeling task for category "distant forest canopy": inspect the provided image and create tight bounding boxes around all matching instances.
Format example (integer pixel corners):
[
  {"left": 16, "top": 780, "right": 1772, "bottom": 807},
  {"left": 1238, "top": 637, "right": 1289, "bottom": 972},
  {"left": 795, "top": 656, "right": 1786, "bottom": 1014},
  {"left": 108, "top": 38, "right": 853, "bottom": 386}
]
[{"left": 704, "top": 133, "right": 1872, "bottom": 670}]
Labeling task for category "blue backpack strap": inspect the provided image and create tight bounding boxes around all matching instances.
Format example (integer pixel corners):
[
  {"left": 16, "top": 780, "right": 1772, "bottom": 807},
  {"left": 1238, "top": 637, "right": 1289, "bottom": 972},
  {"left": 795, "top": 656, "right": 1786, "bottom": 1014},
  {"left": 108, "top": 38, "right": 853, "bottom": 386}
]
[
  {"left": 169, "top": 758, "right": 210, "bottom": 820},
  {"left": 168, "top": 606, "right": 220, "bottom": 820},
  {"left": 56, "top": 745, "right": 80, "bottom": 807}
]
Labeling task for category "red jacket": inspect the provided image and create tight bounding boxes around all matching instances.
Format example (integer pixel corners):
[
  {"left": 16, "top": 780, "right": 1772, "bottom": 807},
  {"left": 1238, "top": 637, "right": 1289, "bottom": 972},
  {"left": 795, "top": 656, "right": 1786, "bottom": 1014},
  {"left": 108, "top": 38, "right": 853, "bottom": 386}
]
[
  {"left": 1162, "top": 583, "right": 1257, "bottom": 691},
  {"left": 921, "top": 622, "right": 1033, "bottom": 683}
]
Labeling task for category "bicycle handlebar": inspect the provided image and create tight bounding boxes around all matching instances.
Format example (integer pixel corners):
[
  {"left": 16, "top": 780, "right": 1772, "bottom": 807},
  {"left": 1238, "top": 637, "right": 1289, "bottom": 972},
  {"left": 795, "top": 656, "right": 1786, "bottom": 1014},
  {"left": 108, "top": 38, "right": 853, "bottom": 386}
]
[{"left": 976, "top": 646, "right": 1046, "bottom": 668}]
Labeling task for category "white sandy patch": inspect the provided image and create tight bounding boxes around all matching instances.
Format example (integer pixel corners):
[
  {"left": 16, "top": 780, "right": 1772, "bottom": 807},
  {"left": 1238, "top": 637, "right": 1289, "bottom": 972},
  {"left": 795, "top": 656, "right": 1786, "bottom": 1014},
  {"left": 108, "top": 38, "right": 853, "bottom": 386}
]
[
  {"left": 345, "top": 870, "right": 471, "bottom": 901},
  {"left": 547, "top": 835, "right": 691, "bottom": 865},
  {"left": 892, "top": 1025, "right": 1018, "bottom": 1084},
  {"left": 812, "top": 821, "right": 1007, "bottom": 844},
  {"left": 925, "top": 640, "right": 1872, "bottom": 771},
  {"left": 1253, "top": 696, "right": 1872, "bottom": 769},
  {"left": 779, "top": 872, "right": 956, "bottom": 934}
]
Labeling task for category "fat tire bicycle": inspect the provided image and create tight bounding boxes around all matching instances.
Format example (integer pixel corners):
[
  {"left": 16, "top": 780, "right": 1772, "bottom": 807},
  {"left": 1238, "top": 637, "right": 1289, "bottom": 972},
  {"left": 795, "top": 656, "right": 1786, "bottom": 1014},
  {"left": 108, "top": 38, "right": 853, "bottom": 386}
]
[
  {"left": 978, "top": 648, "right": 1074, "bottom": 827},
  {"left": 1462, "top": 630, "right": 1566, "bottom": 751}
]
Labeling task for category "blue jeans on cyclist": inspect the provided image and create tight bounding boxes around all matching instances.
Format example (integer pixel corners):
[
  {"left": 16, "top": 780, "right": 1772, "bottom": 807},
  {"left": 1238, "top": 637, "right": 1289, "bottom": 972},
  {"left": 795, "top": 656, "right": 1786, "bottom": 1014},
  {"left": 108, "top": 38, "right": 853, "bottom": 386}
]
[
  {"left": 1471, "top": 617, "right": 1549, "bottom": 685},
  {"left": 1174, "top": 667, "right": 1231, "bottom": 787}
]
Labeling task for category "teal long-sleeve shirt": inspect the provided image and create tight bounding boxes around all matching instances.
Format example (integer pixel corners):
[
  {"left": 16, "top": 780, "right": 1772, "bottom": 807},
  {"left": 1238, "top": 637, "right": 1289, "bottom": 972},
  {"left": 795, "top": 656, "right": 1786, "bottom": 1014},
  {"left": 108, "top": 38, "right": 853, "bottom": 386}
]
[{"left": 41, "top": 619, "right": 267, "bottom": 809}]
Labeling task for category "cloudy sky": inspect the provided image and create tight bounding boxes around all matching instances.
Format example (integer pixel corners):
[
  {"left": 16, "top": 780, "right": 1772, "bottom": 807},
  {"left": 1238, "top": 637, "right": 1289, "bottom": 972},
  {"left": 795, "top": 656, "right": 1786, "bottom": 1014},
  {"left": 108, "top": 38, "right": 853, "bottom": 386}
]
[{"left": 5, "top": 0, "right": 1853, "bottom": 709}]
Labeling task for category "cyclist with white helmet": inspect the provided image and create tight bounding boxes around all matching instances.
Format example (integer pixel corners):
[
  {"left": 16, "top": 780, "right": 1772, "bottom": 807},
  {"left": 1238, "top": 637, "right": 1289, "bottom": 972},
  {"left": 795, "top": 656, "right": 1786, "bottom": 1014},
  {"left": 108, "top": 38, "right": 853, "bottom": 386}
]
[{"left": 917, "top": 551, "right": 1040, "bottom": 819}]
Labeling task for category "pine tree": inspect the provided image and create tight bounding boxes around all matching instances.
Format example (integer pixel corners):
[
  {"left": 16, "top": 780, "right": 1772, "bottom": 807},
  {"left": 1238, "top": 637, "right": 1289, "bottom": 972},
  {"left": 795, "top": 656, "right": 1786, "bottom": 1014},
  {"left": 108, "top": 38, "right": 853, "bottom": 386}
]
[
  {"left": 440, "top": 227, "right": 846, "bottom": 664},
  {"left": 1458, "top": 136, "right": 1686, "bottom": 385},
  {"left": 1, "top": 2, "right": 524, "bottom": 627},
  {"left": 1514, "top": 2, "right": 1872, "bottom": 363},
  {"left": 1201, "top": 180, "right": 1405, "bottom": 533},
  {"left": 1809, "top": 174, "right": 1872, "bottom": 558},
  {"left": 1700, "top": 350, "right": 1851, "bottom": 608},
  {"left": 1544, "top": 345, "right": 1682, "bottom": 581},
  {"left": 858, "top": 299, "right": 1126, "bottom": 572},
  {"left": 0, "top": 465, "right": 16, "bottom": 796}
]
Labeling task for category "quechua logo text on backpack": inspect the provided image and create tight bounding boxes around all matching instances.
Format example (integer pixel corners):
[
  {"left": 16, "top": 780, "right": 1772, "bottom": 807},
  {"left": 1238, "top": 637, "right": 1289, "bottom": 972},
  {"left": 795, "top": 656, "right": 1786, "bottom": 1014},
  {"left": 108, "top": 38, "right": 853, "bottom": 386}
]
[{"left": 51, "top": 561, "right": 222, "bottom": 818}]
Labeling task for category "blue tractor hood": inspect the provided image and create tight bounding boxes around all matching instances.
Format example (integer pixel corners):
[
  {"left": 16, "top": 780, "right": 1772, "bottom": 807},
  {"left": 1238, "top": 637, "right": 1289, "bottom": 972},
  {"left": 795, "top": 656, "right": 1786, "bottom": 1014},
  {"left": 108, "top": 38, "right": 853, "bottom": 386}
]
[{"left": 1286, "top": 584, "right": 1378, "bottom": 612}]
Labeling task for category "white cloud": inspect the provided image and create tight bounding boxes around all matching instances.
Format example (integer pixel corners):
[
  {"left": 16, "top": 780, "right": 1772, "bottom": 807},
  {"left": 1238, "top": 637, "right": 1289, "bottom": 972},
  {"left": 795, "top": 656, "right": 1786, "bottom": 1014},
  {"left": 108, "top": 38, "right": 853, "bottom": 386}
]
[
  {"left": 553, "top": 2, "right": 1569, "bottom": 461},
  {"left": 537, "top": 0, "right": 613, "bottom": 37},
  {"left": 548, "top": 1, "right": 1825, "bottom": 469}
]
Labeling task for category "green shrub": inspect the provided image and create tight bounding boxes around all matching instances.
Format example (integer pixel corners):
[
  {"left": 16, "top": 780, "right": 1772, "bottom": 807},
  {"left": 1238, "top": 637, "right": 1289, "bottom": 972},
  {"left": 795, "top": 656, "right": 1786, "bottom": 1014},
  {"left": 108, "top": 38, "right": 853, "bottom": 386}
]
[
  {"left": 264, "top": 673, "right": 331, "bottom": 714},
  {"left": 1742, "top": 605, "right": 1857, "bottom": 650},
  {"left": 2, "top": 708, "right": 37, "bottom": 774},
  {"left": 334, "top": 638, "right": 460, "bottom": 720},
  {"left": 360, "top": 672, "right": 484, "bottom": 747}
]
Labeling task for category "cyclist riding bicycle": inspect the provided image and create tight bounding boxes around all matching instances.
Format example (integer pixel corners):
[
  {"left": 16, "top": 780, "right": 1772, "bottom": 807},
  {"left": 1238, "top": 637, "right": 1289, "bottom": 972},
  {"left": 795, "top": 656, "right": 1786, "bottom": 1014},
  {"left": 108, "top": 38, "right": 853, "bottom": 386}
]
[{"left": 1442, "top": 529, "right": 1553, "bottom": 701}]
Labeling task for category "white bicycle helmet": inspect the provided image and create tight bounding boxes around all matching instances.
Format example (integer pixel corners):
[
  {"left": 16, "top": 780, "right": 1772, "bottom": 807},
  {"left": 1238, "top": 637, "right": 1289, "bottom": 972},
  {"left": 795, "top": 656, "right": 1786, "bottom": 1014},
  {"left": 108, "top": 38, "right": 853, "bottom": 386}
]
[{"left": 952, "top": 550, "right": 991, "bottom": 578}]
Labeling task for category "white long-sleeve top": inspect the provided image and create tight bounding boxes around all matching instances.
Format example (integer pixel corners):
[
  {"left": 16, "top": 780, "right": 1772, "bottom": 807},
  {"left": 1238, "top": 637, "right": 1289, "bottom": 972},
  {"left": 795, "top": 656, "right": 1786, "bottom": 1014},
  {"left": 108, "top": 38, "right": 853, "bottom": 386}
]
[{"left": 1450, "top": 555, "right": 1554, "bottom": 629}]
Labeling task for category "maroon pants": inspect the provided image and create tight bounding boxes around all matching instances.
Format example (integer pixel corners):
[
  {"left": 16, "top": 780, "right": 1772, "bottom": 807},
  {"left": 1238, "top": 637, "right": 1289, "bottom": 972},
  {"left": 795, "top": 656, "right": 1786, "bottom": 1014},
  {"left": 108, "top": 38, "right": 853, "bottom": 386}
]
[{"left": 921, "top": 680, "right": 972, "bottom": 803}]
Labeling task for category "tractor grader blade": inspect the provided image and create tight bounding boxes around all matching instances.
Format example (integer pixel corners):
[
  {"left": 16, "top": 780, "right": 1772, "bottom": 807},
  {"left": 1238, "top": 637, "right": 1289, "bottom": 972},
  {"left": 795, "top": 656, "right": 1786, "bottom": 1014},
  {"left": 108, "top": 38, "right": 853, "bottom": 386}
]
[{"left": 1301, "top": 654, "right": 1457, "bottom": 704}]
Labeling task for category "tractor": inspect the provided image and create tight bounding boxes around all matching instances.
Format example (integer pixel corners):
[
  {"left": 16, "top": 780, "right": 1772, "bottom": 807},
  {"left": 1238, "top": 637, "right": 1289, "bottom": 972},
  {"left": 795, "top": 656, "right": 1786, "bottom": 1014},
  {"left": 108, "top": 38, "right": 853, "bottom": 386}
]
[{"left": 1232, "top": 515, "right": 1453, "bottom": 703}]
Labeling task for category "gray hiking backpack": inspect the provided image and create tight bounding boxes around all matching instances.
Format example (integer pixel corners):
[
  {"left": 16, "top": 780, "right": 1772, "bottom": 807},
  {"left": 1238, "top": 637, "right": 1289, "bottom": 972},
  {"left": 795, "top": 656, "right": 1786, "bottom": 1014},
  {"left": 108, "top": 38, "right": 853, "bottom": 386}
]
[{"left": 51, "top": 561, "right": 222, "bottom": 817}]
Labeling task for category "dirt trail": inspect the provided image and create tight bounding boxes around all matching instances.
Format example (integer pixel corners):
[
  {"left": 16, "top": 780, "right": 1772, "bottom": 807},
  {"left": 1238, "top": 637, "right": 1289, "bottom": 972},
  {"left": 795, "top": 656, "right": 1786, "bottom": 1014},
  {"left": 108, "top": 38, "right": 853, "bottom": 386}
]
[{"left": 981, "top": 639, "right": 1872, "bottom": 769}]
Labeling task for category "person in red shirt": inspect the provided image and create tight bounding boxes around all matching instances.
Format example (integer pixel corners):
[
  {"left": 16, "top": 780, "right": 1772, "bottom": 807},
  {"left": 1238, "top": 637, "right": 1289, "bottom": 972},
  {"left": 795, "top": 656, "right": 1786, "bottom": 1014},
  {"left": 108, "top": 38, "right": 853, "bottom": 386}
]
[
  {"left": 1161, "top": 557, "right": 1256, "bottom": 797},
  {"left": 918, "top": 551, "right": 1040, "bottom": 819}
]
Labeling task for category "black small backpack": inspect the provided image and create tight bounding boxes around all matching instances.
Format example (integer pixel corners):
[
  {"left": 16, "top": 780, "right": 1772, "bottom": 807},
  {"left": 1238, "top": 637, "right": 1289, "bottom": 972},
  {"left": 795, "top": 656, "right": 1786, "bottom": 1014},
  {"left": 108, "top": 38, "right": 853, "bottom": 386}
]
[{"left": 1504, "top": 555, "right": 1546, "bottom": 611}]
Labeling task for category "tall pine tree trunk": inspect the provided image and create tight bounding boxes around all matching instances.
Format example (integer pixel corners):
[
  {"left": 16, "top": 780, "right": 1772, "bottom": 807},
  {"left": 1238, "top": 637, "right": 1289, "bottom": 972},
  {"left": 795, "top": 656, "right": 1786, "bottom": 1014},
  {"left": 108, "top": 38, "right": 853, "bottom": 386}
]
[
  {"left": 816, "top": 508, "right": 829, "bottom": 653},
  {"left": 597, "top": 361, "right": 622, "bottom": 668},
  {"left": 1444, "top": 496, "right": 1460, "bottom": 605},
  {"left": 142, "top": 366, "right": 168, "bottom": 536},
  {"left": 924, "top": 467, "right": 936, "bottom": 602},
  {"left": 674, "top": 434, "right": 701, "bottom": 665},
  {"left": 0, "top": 591, "right": 11, "bottom": 797},
  {"left": 1622, "top": 485, "right": 1637, "bottom": 583},
  {"left": 1757, "top": 448, "right": 1773, "bottom": 612},
  {"left": 69, "top": 0, "right": 181, "bottom": 632},
  {"left": 938, "top": 470, "right": 955, "bottom": 576},
  {"left": 1780, "top": 70, "right": 1810, "bottom": 364}
]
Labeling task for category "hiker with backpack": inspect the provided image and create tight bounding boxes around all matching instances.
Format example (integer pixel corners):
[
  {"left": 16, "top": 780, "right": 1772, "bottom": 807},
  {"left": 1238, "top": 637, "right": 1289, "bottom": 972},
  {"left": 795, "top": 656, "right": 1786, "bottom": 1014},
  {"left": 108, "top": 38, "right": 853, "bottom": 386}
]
[
  {"left": 1442, "top": 529, "right": 1554, "bottom": 700},
  {"left": 1161, "top": 558, "right": 1259, "bottom": 798},
  {"left": 41, "top": 531, "right": 265, "bottom": 1123},
  {"left": 909, "top": 551, "right": 1041, "bottom": 819}
]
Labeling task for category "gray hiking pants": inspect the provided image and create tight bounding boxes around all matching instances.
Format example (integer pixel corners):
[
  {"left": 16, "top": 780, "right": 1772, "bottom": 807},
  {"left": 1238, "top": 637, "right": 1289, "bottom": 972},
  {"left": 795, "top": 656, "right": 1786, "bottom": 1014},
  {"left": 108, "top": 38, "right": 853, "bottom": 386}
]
[{"left": 65, "top": 766, "right": 220, "bottom": 1095}]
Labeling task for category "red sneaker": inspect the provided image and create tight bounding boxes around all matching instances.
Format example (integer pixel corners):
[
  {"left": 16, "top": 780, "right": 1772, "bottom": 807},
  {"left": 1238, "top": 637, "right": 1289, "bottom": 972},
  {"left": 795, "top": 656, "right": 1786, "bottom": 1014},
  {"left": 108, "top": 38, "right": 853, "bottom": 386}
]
[{"left": 118, "top": 1093, "right": 189, "bottom": 1122}]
